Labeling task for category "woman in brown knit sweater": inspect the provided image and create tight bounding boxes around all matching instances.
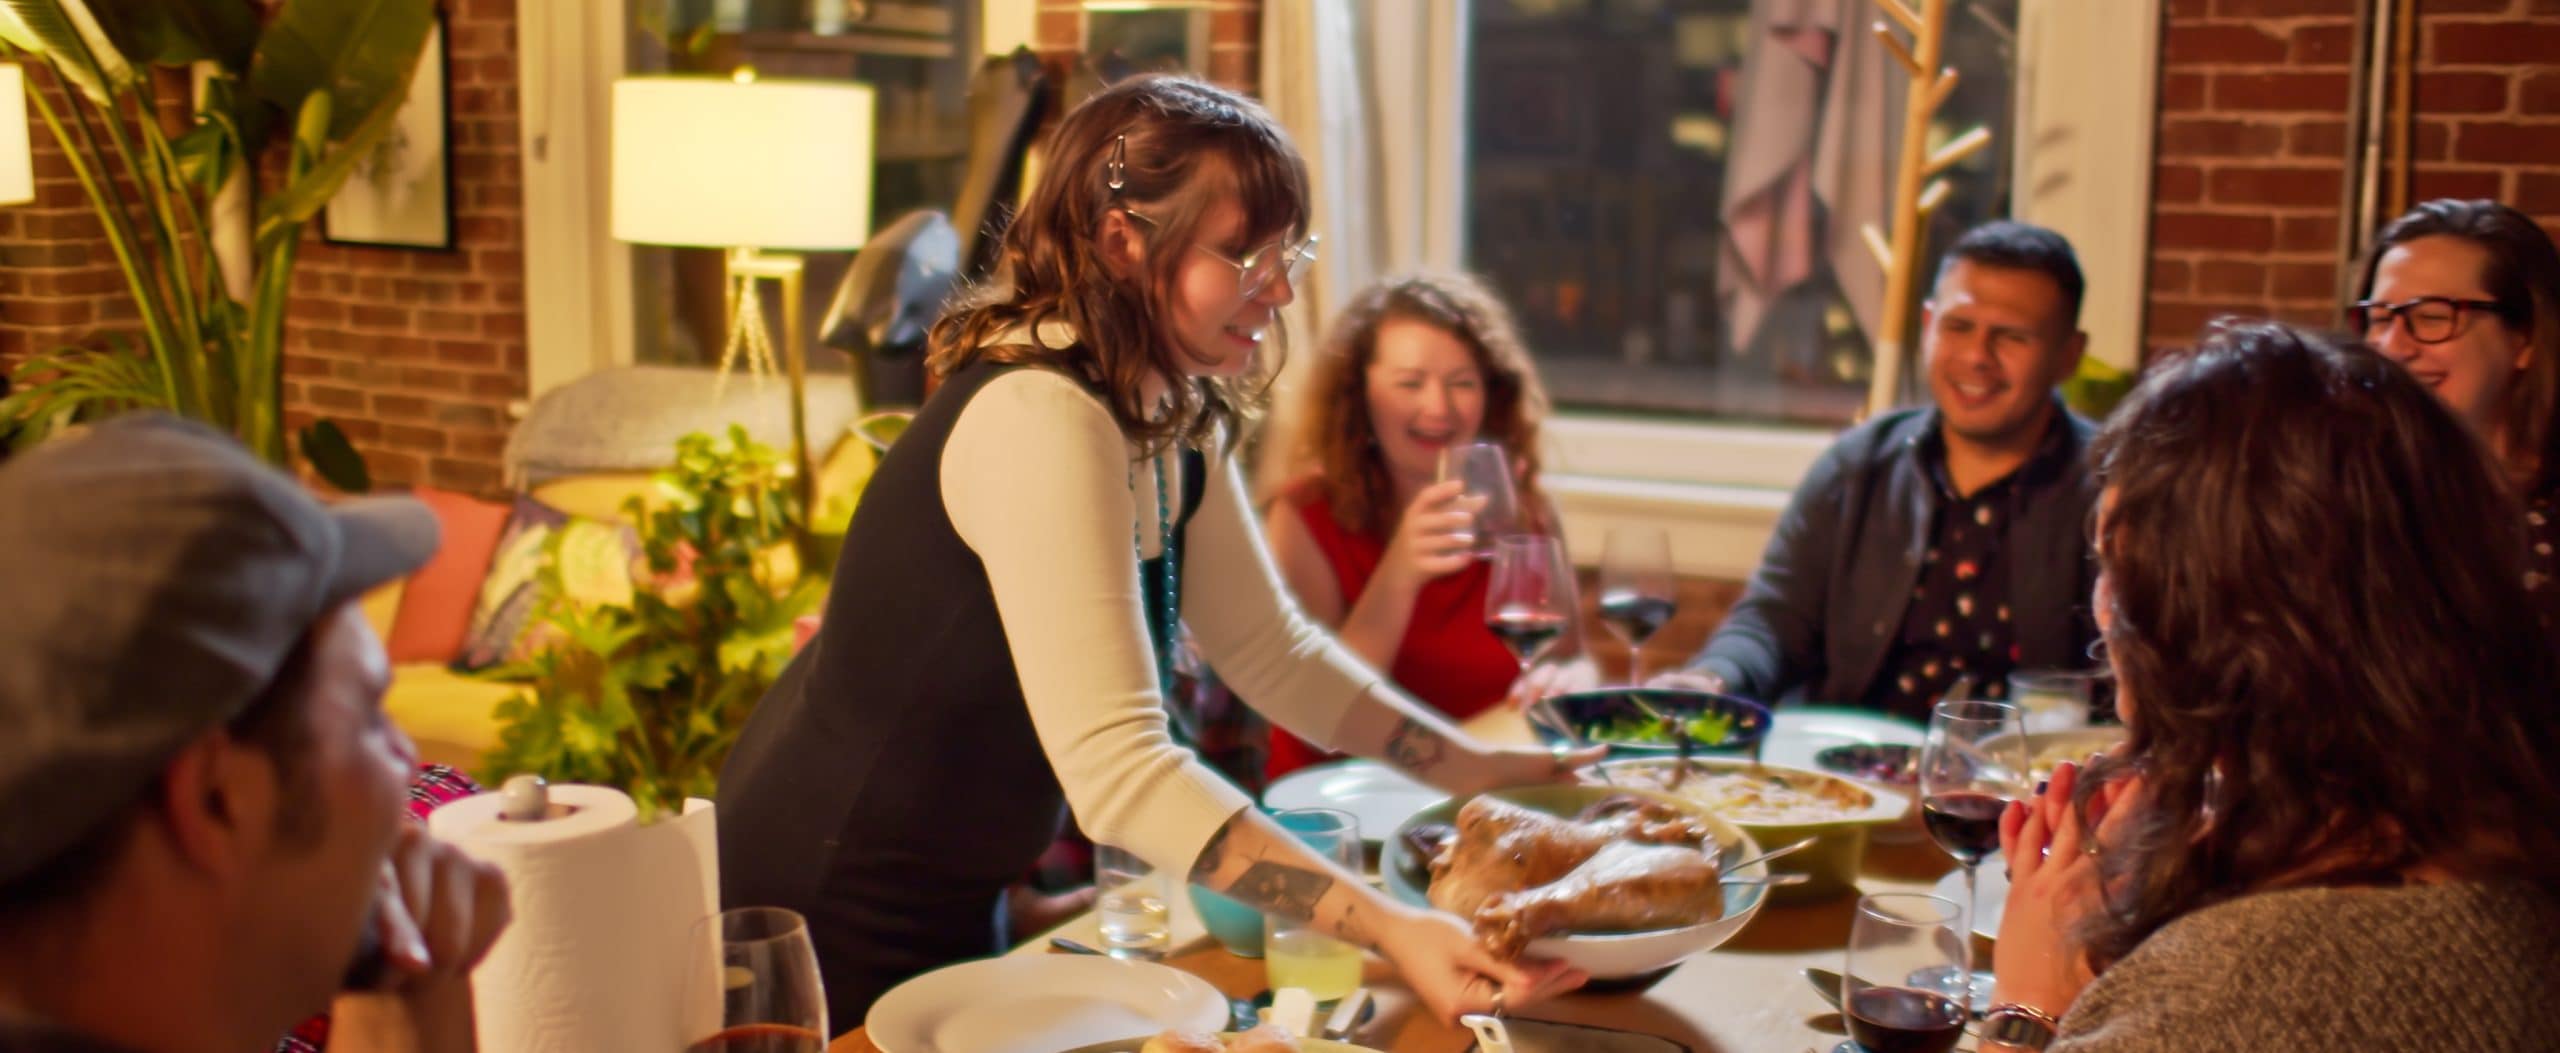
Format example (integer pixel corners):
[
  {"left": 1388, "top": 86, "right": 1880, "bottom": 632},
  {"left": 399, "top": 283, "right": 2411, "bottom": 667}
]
[{"left": 1983, "top": 321, "right": 2560, "bottom": 1052}]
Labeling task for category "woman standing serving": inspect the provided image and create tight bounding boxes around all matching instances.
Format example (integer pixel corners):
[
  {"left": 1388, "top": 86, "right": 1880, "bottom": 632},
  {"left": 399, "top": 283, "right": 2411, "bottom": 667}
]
[{"left": 716, "top": 75, "right": 1589, "bottom": 1029}]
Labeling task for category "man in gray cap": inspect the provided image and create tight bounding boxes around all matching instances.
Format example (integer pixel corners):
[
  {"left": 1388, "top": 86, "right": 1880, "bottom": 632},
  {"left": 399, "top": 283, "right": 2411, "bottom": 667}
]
[{"left": 0, "top": 414, "right": 510, "bottom": 1053}]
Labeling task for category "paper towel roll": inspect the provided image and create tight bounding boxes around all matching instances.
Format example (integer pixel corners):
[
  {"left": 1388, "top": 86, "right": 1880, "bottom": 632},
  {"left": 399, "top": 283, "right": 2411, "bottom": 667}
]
[{"left": 430, "top": 785, "right": 720, "bottom": 1053}]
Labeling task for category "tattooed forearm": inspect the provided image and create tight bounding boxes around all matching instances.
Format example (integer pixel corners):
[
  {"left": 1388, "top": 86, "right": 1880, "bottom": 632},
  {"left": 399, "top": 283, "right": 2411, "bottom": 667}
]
[
  {"left": 1337, "top": 901, "right": 1376, "bottom": 949},
  {"left": 1228, "top": 862, "right": 1336, "bottom": 924},
  {"left": 1383, "top": 716, "right": 1449, "bottom": 774},
  {"left": 1189, "top": 823, "right": 1235, "bottom": 884}
]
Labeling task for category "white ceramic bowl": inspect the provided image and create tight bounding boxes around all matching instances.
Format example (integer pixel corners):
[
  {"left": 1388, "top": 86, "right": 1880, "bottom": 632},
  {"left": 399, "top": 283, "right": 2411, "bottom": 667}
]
[{"left": 1381, "top": 784, "right": 1766, "bottom": 979}]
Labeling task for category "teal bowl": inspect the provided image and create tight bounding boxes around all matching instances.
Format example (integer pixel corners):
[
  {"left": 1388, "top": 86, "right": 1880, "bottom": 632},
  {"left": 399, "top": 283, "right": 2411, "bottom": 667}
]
[{"left": 1189, "top": 883, "right": 1264, "bottom": 958}]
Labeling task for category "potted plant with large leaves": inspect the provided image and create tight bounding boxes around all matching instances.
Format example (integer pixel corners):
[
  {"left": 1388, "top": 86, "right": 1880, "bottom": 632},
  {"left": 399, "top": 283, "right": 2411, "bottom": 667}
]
[{"left": 0, "top": 0, "right": 436, "bottom": 490}]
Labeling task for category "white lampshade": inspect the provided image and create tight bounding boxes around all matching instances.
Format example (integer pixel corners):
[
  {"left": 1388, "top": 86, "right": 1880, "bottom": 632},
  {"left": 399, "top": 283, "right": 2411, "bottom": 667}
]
[
  {"left": 0, "top": 64, "right": 34, "bottom": 207},
  {"left": 611, "top": 74, "right": 874, "bottom": 251}
]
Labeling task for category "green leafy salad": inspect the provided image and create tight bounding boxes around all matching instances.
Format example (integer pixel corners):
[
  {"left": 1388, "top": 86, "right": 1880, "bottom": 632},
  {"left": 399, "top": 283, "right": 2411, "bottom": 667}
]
[{"left": 1589, "top": 709, "right": 1737, "bottom": 746}]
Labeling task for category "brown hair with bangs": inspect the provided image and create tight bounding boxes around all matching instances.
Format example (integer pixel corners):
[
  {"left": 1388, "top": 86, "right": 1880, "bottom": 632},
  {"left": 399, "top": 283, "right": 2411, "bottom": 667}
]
[
  {"left": 2356, "top": 199, "right": 2560, "bottom": 493},
  {"left": 2076, "top": 320, "right": 2560, "bottom": 972},
  {"left": 927, "top": 74, "right": 1309, "bottom": 453},
  {"left": 1283, "top": 272, "right": 1552, "bottom": 537}
]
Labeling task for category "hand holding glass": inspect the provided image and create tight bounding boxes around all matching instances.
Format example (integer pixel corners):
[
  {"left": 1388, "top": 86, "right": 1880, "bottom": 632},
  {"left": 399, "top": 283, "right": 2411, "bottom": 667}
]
[{"left": 1446, "top": 442, "right": 1520, "bottom": 555}]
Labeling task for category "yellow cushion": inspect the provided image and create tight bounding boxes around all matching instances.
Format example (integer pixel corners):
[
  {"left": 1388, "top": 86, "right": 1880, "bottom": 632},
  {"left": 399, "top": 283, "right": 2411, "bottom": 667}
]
[
  {"left": 359, "top": 581, "right": 405, "bottom": 641},
  {"left": 383, "top": 662, "right": 525, "bottom": 776}
]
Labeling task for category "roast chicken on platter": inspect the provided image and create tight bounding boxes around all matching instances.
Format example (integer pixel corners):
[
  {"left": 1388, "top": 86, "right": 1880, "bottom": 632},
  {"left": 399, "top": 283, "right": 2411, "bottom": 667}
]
[{"left": 1422, "top": 795, "right": 1725, "bottom": 956}]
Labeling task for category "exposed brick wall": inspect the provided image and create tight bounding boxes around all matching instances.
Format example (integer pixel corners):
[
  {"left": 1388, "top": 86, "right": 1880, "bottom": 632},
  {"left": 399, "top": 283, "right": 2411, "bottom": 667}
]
[
  {"left": 1033, "top": 0, "right": 1263, "bottom": 91},
  {"left": 0, "top": 74, "right": 174, "bottom": 367},
  {"left": 2145, "top": 0, "right": 2560, "bottom": 359},
  {"left": 284, "top": 0, "right": 527, "bottom": 494},
  {"left": 0, "top": 1, "right": 529, "bottom": 496}
]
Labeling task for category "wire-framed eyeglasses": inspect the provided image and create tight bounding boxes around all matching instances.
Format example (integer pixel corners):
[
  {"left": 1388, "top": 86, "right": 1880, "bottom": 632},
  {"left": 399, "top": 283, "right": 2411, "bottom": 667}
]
[
  {"left": 1120, "top": 205, "right": 1318, "bottom": 303},
  {"left": 2346, "top": 295, "right": 2509, "bottom": 346}
]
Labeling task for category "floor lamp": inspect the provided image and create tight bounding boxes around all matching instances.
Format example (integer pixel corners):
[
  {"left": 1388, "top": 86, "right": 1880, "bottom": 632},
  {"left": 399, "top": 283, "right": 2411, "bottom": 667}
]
[{"left": 610, "top": 69, "right": 875, "bottom": 528}]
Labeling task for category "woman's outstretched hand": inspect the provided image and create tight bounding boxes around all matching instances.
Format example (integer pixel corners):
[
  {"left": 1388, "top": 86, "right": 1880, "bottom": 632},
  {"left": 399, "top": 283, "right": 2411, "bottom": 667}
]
[{"left": 1372, "top": 904, "right": 1589, "bottom": 1023}]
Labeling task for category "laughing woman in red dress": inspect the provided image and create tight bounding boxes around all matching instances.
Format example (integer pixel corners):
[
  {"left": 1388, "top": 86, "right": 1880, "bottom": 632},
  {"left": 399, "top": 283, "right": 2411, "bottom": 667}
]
[{"left": 1262, "top": 274, "right": 1580, "bottom": 781}]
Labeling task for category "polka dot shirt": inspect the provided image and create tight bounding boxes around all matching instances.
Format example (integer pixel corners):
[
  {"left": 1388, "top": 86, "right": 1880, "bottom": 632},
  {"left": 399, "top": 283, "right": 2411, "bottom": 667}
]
[{"left": 1866, "top": 460, "right": 2024, "bottom": 722}]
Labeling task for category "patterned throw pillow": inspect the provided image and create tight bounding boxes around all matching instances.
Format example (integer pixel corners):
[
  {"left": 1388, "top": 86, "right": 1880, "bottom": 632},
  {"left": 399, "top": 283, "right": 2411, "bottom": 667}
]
[{"left": 452, "top": 497, "right": 568, "bottom": 673}]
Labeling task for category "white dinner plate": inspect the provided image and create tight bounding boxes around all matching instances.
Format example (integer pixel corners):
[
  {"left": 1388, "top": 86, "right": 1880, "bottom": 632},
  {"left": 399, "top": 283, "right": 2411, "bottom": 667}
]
[
  {"left": 1759, "top": 706, "right": 1928, "bottom": 772},
  {"left": 1930, "top": 850, "right": 2009, "bottom": 940},
  {"left": 1261, "top": 759, "right": 1443, "bottom": 843},
  {"left": 866, "top": 954, "right": 1229, "bottom": 1053}
]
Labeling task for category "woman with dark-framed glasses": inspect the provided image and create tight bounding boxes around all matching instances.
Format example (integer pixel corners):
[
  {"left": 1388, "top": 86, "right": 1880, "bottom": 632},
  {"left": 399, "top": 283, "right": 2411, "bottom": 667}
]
[{"left": 2352, "top": 198, "right": 2560, "bottom": 621}]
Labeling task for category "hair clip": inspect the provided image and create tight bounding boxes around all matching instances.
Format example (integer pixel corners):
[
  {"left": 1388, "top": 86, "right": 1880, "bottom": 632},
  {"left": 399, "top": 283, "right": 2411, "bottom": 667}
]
[{"left": 1105, "top": 134, "right": 1128, "bottom": 194}]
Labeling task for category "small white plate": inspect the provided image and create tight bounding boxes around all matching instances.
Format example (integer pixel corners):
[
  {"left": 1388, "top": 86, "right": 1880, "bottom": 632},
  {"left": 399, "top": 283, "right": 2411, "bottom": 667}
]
[
  {"left": 866, "top": 954, "right": 1228, "bottom": 1053},
  {"left": 1930, "top": 851, "right": 2009, "bottom": 940},
  {"left": 1262, "top": 760, "right": 1444, "bottom": 843},
  {"left": 1760, "top": 706, "right": 1928, "bottom": 772}
]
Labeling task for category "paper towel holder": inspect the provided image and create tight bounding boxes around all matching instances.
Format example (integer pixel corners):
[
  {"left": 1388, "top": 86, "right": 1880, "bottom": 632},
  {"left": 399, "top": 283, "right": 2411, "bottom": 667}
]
[{"left": 498, "top": 774, "right": 576, "bottom": 822}]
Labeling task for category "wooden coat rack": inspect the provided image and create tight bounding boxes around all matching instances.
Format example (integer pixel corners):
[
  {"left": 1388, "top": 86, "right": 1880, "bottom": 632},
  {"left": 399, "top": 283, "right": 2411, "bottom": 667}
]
[{"left": 1863, "top": 0, "right": 1993, "bottom": 418}]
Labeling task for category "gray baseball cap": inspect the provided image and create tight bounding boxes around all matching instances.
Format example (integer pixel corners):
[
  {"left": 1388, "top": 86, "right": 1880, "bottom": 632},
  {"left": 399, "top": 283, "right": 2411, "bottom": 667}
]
[{"left": 0, "top": 414, "right": 439, "bottom": 886}]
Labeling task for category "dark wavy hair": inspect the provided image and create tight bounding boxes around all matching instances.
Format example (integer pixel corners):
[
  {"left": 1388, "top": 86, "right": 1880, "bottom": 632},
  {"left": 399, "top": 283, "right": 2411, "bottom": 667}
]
[
  {"left": 1283, "top": 272, "right": 1552, "bottom": 536},
  {"left": 926, "top": 74, "right": 1309, "bottom": 453},
  {"left": 2076, "top": 320, "right": 2560, "bottom": 970},
  {"left": 2356, "top": 199, "right": 2560, "bottom": 493}
]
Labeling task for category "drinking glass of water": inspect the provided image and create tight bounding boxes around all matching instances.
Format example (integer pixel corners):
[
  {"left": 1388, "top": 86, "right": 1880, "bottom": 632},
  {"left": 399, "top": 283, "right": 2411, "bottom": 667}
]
[
  {"left": 1447, "top": 442, "right": 1521, "bottom": 555},
  {"left": 1263, "top": 808, "right": 1364, "bottom": 1004},
  {"left": 1095, "top": 843, "right": 1171, "bottom": 960}
]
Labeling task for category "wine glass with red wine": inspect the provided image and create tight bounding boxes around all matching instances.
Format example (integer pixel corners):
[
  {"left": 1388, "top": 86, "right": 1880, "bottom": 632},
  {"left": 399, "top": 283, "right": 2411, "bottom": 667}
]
[
  {"left": 1918, "top": 697, "right": 2030, "bottom": 1009},
  {"left": 1596, "top": 526, "right": 1676, "bottom": 684},
  {"left": 686, "top": 907, "right": 828, "bottom": 1053},
  {"left": 1485, "top": 534, "right": 1576, "bottom": 667},
  {"left": 1835, "top": 893, "right": 1972, "bottom": 1053}
]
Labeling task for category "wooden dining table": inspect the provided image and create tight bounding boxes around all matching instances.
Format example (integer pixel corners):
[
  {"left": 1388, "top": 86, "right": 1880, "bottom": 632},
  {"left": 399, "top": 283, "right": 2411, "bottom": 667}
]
[{"left": 830, "top": 709, "right": 1969, "bottom": 1053}]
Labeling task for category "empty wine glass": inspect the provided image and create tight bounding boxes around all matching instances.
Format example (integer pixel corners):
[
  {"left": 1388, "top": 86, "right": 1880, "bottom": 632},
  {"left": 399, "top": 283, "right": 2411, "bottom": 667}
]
[
  {"left": 1596, "top": 526, "right": 1676, "bottom": 685},
  {"left": 685, "top": 907, "right": 827, "bottom": 1053},
  {"left": 1485, "top": 534, "right": 1576, "bottom": 667},
  {"left": 1447, "top": 442, "right": 1521, "bottom": 556},
  {"left": 1835, "top": 893, "right": 1971, "bottom": 1053},
  {"left": 1918, "top": 697, "right": 2030, "bottom": 1011}
]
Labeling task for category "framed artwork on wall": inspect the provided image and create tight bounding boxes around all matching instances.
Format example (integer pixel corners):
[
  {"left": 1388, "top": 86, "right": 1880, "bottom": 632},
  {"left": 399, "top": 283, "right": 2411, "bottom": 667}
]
[
  {"left": 324, "top": 10, "right": 455, "bottom": 251},
  {"left": 1084, "top": 5, "right": 1210, "bottom": 79}
]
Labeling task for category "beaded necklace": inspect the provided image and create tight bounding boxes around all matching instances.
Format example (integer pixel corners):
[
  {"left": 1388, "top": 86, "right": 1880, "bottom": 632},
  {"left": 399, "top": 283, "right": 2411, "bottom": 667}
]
[{"left": 1133, "top": 449, "right": 1179, "bottom": 700}]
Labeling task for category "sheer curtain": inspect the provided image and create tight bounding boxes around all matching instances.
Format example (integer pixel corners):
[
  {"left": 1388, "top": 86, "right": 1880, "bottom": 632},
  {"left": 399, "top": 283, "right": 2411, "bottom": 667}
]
[{"left": 1254, "top": 0, "right": 1471, "bottom": 491}]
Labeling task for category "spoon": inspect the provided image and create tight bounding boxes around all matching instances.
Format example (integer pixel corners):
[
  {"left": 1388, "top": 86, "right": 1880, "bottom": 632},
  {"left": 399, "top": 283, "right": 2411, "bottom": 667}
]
[{"left": 1726, "top": 835, "right": 1819, "bottom": 874}]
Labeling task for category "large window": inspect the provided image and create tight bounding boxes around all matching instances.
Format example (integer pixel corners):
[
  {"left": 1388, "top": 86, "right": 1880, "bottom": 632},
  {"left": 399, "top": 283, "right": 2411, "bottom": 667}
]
[{"left": 1465, "top": 0, "right": 2019, "bottom": 426}]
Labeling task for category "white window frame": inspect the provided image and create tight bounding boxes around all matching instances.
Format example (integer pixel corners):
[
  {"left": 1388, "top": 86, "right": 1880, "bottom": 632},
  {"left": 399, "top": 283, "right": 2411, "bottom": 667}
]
[
  {"left": 1530, "top": 0, "right": 2160, "bottom": 578},
  {"left": 515, "top": 1, "right": 2158, "bottom": 580}
]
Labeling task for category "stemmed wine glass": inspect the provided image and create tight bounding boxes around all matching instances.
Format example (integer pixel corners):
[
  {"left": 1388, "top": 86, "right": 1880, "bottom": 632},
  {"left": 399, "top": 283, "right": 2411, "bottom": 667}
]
[
  {"left": 1447, "top": 442, "right": 1521, "bottom": 557},
  {"left": 1918, "top": 697, "right": 2030, "bottom": 1012},
  {"left": 685, "top": 907, "right": 828, "bottom": 1053},
  {"left": 1595, "top": 526, "right": 1676, "bottom": 685},
  {"left": 1485, "top": 534, "right": 1576, "bottom": 668},
  {"left": 1834, "top": 893, "right": 1972, "bottom": 1053}
]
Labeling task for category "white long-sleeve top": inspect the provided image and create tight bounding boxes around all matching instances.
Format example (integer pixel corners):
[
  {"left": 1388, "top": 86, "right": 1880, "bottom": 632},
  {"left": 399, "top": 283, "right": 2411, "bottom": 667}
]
[{"left": 941, "top": 365, "right": 1396, "bottom": 876}]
